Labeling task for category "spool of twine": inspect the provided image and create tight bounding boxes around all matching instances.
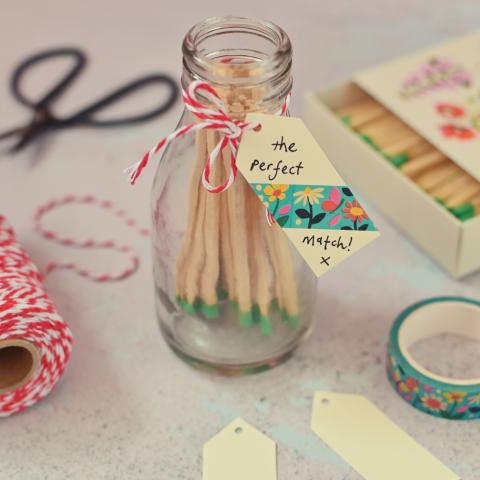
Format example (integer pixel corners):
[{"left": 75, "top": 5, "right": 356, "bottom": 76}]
[{"left": 0, "top": 215, "right": 72, "bottom": 416}]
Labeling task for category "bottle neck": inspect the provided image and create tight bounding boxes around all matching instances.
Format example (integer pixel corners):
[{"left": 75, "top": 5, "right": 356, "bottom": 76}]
[{"left": 182, "top": 16, "right": 292, "bottom": 115}]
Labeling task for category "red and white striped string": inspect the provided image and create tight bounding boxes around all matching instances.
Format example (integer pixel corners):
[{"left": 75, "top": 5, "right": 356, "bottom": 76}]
[
  {"left": 0, "top": 196, "right": 147, "bottom": 416},
  {"left": 34, "top": 194, "right": 149, "bottom": 282},
  {"left": 125, "top": 80, "right": 290, "bottom": 192},
  {"left": 0, "top": 215, "right": 71, "bottom": 416}
]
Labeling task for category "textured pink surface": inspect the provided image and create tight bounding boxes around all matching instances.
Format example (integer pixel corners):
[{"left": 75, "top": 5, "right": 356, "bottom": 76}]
[{"left": 1, "top": 1, "right": 480, "bottom": 478}]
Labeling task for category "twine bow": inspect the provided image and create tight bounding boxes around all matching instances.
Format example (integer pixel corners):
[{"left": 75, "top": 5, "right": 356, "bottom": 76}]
[{"left": 125, "top": 80, "right": 290, "bottom": 193}]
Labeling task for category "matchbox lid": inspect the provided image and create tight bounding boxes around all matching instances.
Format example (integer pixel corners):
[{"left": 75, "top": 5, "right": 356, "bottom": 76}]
[{"left": 354, "top": 32, "right": 480, "bottom": 182}]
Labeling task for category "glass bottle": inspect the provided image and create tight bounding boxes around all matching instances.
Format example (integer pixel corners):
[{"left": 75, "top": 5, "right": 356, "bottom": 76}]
[{"left": 151, "top": 16, "right": 317, "bottom": 374}]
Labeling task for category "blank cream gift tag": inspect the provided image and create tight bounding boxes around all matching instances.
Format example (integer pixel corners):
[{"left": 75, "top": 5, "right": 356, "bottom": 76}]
[
  {"left": 236, "top": 114, "right": 379, "bottom": 277},
  {"left": 203, "top": 418, "right": 276, "bottom": 480},
  {"left": 311, "top": 392, "right": 460, "bottom": 480}
]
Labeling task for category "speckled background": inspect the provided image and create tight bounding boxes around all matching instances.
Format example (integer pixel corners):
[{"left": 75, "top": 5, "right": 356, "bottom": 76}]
[{"left": 1, "top": 1, "right": 480, "bottom": 479}]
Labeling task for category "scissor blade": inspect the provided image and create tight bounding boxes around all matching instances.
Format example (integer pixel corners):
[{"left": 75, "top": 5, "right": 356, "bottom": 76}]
[
  {"left": 9, "top": 129, "right": 41, "bottom": 152},
  {"left": 8, "top": 116, "right": 52, "bottom": 153},
  {"left": 0, "top": 126, "right": 25, "bottom": 142}
]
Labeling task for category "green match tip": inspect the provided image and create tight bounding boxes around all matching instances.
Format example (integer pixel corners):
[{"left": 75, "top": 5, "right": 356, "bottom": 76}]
[
  {"left": 340, "top": 115, "right": 351, "bottom": 125},
  {"left": 217, "top": 289, "right": 229, "bottom": 300},
  {"left": 251, "top": 304, "right": 261, "bottom": 324},
  {"left": 451, "top": 203, "right": 475, "bottom": 221},
  {"left": 259, "top": 315, "right": 273, "bottom": 336},
  {"left": 177, "top": 297, "right": 197, "bottom": 315},
  {"left": 286, "top": 315, "right": 300, "bottom": 327},
  {"left": 239, "top": 310, "right": 254, "bottom": 327},
  {"left": 280, "top": 309, "right": 300, "bottom": 327},
  {"left": 387, "top": 153, "right": 409, "bottom": 167},
  {"left": 201, "top": 302, "right": 220, "bottom": 319},
  {"left": 451, "top": 203, "right": 475, "bottom": 215},
  {"left": 229, "top": 299, "right": 239, "bottom": 311},
  {"left": 361, "top": 134, "right": 381, "bottom": 151},
  {"left": 270, "top": 298, "right": 279, "bottom": 311},
  {"left": 458, "top": 212, "right": 475, "bottom": 222}
]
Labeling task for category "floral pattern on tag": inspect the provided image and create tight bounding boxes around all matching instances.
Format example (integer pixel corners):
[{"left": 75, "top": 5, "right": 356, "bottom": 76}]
[{"left": 253, "top": 183, "right": 377, "bottom": 232}]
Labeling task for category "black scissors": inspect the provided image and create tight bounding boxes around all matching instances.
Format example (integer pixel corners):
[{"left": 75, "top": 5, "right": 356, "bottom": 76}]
[{"left": 0, "top": 47, "right": 179, "bottom": 152}]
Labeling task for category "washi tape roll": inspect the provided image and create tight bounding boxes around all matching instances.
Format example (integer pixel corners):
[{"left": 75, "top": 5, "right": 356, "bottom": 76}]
[
  {"left": 0, "top": 215, "right": 72, "bottom": 416},
  {"left": 387, "top": 297, "right": 480, "bottom": 420}
]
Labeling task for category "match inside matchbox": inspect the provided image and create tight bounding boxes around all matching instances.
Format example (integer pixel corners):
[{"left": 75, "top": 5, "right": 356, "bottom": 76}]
[{"left": 304, "top": 82, "right": 480, "bottom": 278}]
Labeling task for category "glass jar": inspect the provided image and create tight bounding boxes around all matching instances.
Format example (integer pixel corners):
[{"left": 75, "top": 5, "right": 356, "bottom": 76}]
[{"left": 151, "top": 16, "right": 317, "bottom": 374}]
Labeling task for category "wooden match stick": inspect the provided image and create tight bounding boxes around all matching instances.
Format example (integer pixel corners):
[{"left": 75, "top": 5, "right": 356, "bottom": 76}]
[
  {"left": 199, "top": 130, "right": 222, "bottom": 317},
  {"left": 373, "top": 127, "right": 417, "bottom": 148},
  {"left": 401, "top": 151, "right": 447, "bottom": 177},
  {"left": 262, "top": 206, "right": 299, "bottom": 325},
  {"left": 176, "top": 130, "right": 207, "bottom": 304},
  {"left": 381, "top": 133, "right": 424, "bottom": 156},
  {"left": 223, "top": 145, "right": 253, "bottom": 326},
  {"left": 246, "top": 190, "right": 258, "bottom": 314},
  {"left": 219, "top": 166, "right": 236, "bottom": 304},
  {"left": 415, "top": 163, "right": 461, "bottom": 191},
  {"left": 338, "top": 98, "right": 432, "bottom": 158},
  {"left": 406, "top": 141, "right": 433, "bottom": 158},
  {"left": 430, "top": 172, "right": 472, "bottom": 200},
  {"left": 359, "top": 115, "right": 401, "bottom": 136},
  {"left": 246, "top": 186, "right": 272, "bottom": 335},
  {"left": 269, "top": 223, "right": 299, "bottom": 324},
  {"left": 450, "top": 191, "right": 480, "bottom": 220},
  {"left": 445, "top": 178, "right": 480, "bottom": 208},
  {"left": 343, "top": 105, "right": 389, "bottom": 129},
  {"left": 471, "top": 192, "right": 480, "bottom": 212},
  {"left": 184, "top": 157, "right": 208, "bottom": 307},
  {"left": 336, "top": 98, "right": 383, "bottom": 119},
  {"left": 262, "top": 213, "right": 284, "bottom": 315}
]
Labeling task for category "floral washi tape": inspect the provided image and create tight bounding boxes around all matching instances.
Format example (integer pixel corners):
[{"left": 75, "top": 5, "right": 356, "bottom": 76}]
[
  {"left": 388, "top": 296, "right": 480, "bottom": 420},
  {"left": 236, "top": 114, "right": 379, "bottom": 277},
  {"left": 252, "top": 184, "right": 376, "bottom": 231}
]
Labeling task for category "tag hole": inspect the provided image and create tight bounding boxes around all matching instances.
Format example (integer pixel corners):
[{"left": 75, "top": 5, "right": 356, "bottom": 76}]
[
  {"left": 234, "top": 427, "right": 243, "bottom": 434},
  {"left": 321, "top": 398, "right": 330, "bottom": 406},
  {"left": 253, "top": 124, "right": 262, "bottom": 132}
]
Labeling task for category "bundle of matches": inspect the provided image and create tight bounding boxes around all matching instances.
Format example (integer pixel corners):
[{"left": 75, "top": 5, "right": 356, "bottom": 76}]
[
  {"left": 175, "top": 60, "right": 299, "bottom": 336},
  {"left": 337, "top": 97, "right": 480, "bottom": 221}
]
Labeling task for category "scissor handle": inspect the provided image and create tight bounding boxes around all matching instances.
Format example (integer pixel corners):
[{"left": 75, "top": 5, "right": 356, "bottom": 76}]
[
  {"left": 64, "top": 74, "right": 179, "bottom": 127},
  {"left": 11, "top": 47, "right": 87, "bottom": 110}
]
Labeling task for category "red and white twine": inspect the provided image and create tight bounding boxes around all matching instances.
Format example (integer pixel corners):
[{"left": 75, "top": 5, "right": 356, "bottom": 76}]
[
  {"left": 125, "top": 80, "right": 290, "bottom": 192},
  {"left": 0, "top": 196, "right": 147, "bottom": 416},
  {"left": 34, "top": 194, "right": 149, "bottom": 282},
  {"left": 0, "top": 215, "right": 72, "bottom": 416}
]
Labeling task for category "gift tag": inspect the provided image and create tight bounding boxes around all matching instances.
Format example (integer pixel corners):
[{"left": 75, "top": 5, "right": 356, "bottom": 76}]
[
  {"left": 236, "top": 114, "right": 380, "bottom": 276},
  {"left": 203, "top": 418, "right": 277, "bottom": 480},
  {"left": 311, "top": 392, "right": 460, "bottom": 480}
]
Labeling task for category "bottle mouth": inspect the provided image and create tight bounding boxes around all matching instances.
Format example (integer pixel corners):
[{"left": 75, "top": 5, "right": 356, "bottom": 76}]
[{"left": 182, "top": 16, "right": 292, "bottom": 89}]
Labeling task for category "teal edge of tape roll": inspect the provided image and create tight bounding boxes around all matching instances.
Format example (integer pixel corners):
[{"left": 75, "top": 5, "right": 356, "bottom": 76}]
[{"left": 387, "top": 296, "right": 480, "bottom": 420}]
